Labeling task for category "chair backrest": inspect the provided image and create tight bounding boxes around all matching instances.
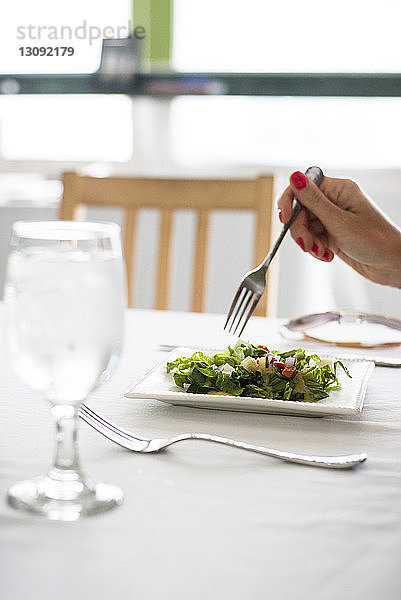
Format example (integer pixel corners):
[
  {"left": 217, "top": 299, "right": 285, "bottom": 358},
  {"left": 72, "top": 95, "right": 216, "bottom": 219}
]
[{"left": 60, "top": 172, "right": 275, "bottom": 316}]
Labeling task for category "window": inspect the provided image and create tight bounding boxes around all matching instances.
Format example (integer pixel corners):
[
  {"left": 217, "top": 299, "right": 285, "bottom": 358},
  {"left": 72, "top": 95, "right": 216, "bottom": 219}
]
[
  {"left": 170, "top": 0, "right": 401, "bottom": 170},
  {"left": 173, "top": 0, "right": 401, "bottom": 73},
  {"left": 0, "top": 95, "right": 133, "bottom": 161},
  {"left": 170, "top": 96, "right": 401, "bottom": 169},
  {"left": 0, "top": 1, "right": 133, "bottom": 163}
]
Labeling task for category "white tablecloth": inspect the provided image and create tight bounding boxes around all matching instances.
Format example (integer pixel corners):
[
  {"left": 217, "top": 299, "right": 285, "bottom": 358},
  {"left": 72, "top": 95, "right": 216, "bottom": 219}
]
[{"left": 1, "top": 308, "right": 401, "bottom": 600}]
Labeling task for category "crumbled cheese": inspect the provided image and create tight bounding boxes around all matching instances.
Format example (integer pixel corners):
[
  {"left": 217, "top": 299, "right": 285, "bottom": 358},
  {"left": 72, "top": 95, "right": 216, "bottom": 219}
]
[
  {"left": 219, "top": 363, "right": 235, "bottom": 375},
  {"left": 240, "top": 356, "right": 258, "bottom": 373}
]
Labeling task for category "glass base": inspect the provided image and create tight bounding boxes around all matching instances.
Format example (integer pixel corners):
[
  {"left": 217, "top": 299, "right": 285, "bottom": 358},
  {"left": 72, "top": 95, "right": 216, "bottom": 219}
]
[{"left": 7, "top": 473, "right": 123, "bottom": 521}]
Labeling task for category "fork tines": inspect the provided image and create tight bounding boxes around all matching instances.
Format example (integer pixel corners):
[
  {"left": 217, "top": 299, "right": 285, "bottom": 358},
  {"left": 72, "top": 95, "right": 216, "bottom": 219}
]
[{"left": 224, "top": 284, "right": 261, "bottom": 337}]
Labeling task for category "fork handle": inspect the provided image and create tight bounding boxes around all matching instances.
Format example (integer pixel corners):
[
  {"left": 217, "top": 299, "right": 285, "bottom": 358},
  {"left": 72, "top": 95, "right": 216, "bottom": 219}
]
[
  {"left": 262, "top": 201, "right": 301, "bottom": 267},
  {"left": 174, "top": 433, "right": 366, "bottom": 469}
]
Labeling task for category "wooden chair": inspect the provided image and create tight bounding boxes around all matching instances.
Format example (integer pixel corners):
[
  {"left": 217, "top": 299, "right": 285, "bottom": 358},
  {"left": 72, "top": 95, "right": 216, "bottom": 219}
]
[{"left": 60, "top": 172, "right": 276, "bottom": 315}]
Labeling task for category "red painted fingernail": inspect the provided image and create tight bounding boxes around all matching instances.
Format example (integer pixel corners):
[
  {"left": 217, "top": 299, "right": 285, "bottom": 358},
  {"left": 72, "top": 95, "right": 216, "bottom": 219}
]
[
  {"left": 323, "top": 250, "right": 331, "bottom": 261},
  {"left": 278, "top": 210, "right": 284, "bottom": 223},
  {"left": 296, "top": 237, "right": 305, "bottom": 251},
  {"left": 290, "top": 171, "right": 308, "bottom": 190},
  {"left": 312, "top": 243, "right": 319, "bottom": 255}
]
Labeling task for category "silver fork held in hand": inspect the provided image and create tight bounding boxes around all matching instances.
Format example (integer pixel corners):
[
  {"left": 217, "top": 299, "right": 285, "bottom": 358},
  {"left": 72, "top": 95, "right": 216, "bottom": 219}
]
[{"left": 224, "top": 166, "right": 324, "bottom": 337}]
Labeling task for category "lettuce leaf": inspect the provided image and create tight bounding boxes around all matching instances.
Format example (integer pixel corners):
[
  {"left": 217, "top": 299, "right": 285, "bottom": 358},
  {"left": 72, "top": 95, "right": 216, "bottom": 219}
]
[{"left": 167, "top": 344, "right": 351, "bottom": 402}]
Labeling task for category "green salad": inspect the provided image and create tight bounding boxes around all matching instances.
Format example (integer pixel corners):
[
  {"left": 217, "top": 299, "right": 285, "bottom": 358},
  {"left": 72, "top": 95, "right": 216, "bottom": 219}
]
[{"left": 166, "top": 341, "right": 351, "bottom": 403}]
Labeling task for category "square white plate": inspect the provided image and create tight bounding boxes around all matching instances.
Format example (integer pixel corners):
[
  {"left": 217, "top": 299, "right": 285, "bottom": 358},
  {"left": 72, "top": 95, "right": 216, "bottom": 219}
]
[{"left": 124, "top": 347, "right": 375, "bottom": 417}]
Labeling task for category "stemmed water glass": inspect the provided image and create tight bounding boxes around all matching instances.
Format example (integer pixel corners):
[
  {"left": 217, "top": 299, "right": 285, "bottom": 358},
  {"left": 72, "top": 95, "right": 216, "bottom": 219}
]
[{"left": 3, "top": 221, "right": 126, "bottom": 520}]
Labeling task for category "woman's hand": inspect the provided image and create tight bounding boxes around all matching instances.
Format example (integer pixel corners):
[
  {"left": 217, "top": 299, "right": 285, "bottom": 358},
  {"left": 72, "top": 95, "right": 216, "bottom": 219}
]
[{"left": 277, "top": 171, "right": 401, "bottom": 288}]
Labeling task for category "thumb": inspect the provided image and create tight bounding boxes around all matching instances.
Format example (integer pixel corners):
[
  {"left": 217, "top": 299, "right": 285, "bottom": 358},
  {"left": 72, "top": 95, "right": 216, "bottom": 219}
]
[{"left": 289, "top": 171, "right": 342, "bottom": 226}]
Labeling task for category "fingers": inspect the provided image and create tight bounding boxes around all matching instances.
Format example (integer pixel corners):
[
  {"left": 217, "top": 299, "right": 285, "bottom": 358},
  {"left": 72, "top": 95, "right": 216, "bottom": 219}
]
[
  {"left": 277, "top": 191, "right": 332, "bottom": 259},
  {"left": 288, "top": 208, "right": 314, "bottom": 250},
  {"left": 315, "top": 247, "right": 335, "bottom": 262},
  {"left": 276, "top": 171, "right": 341, "bottom": 263},
  {"left": 290, "top": 225, "right": 334, "bottom": 262},
  {"left": 277, "top": 174, "right": 342, "bottom": 227},
  {"left": 277, "top": 186, "right": 294, "bottom": 223},
  {"left": 288, "top": 171, "right": 343, "bottom": 227}
]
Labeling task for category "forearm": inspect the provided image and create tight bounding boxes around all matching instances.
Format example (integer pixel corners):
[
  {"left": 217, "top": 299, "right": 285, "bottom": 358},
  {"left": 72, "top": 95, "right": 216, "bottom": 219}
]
[
  {"left": 350, "top": 219, "right": 401, "bottom": 288},
  {"left": 384, "top": 226, "right": 401, "bottom": 288}
]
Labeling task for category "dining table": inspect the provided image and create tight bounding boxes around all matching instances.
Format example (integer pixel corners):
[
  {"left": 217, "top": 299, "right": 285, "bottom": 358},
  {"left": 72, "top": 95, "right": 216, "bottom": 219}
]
[{"left": 1, "top": 305, "right": 401, "bottom": 600}]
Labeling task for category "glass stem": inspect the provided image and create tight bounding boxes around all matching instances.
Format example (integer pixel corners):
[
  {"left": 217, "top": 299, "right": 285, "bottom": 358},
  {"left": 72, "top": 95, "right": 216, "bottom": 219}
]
[{"left": 49, "top": 404, "right": 81, "bottom": 480}]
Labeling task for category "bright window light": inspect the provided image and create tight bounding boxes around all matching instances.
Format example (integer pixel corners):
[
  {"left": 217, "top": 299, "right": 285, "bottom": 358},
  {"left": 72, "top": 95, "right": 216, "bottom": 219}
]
[
  {"left": 173, "top": 0, "right": 401, "bottom": 73},
  {"left": 0, "top": 0, "right": 131, "bottom": 74},
  {"left": 170, "top": 96, "right": 401, "bottom": 169},
  {"left": 0, "top": 95, "right": 133, "bottom": 161}
]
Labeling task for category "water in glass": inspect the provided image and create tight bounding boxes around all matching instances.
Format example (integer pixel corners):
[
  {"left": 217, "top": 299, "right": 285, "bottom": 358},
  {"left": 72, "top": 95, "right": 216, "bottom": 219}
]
[{"left": 4, "top": 221, "right": 126, "bottom": 520}]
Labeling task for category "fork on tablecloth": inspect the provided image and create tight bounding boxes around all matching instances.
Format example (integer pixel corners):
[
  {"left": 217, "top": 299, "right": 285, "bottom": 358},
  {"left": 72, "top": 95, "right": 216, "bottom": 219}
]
[{"left": 79, "top": 403, "right": 366, "bottom": 469}]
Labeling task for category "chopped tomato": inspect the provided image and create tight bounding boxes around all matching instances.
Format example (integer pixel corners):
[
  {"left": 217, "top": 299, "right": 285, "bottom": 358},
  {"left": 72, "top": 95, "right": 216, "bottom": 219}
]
[
  {"left": 257, "top": 345, "right": 269, "bottom": 352},
  {"left": 282, "top": 366, "right": 296, "bottom": 378},
  {"left": 275, "top": 361, "right": 285, "bottom": 369}
]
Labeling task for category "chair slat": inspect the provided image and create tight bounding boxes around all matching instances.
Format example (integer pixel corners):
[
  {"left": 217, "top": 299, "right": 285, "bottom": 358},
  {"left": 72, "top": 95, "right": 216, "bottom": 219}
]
[
  {"left": 253, "top": 176, "right": 274, "bottom": 317},
  {"left": 60, "top": 172, "right": 87, "bottom": 220},
  {"left": 191, "top": 210, "right": 209, "bottom": 313},
  {"left": 155, "top": 209, "right": 173, "bottom": 310},
  {"left": 123, "top": 208, "right": 137, "bottom": 308}
]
